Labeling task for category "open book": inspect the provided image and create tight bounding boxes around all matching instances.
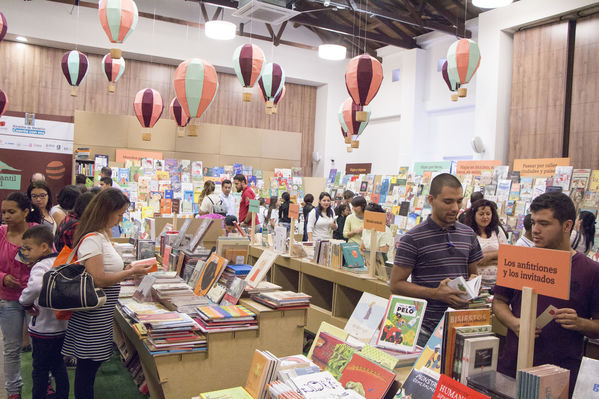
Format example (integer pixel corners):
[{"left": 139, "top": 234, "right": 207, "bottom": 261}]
[{"left": 447, "top": 275, "right": 481, "bottom": 301}]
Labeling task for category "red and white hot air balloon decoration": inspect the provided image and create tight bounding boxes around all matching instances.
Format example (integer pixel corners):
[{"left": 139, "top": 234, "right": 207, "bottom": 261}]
[
  {"left": 102, "top": 53, "right": 126, "bottom": 93},
  {"left": 345, "top": 54, "right": 383, "bottom": 122},
  {"left": 232, "top": 43, "right": 265, "bottom": 102},
  {"left": 170, "top": 97, "right": 190, "bottom": 137},
  {"left": 0, "top": 90, "right": 7, "bottom": 121},
  {"left": 134, "top": 88, "right": 163, "bottom": 141},
  {"left": 446, "top": 38, "right": 481, "bottom": 98},
  {"left": 98, "top": 0, "right": 139, "bottom": 59}
]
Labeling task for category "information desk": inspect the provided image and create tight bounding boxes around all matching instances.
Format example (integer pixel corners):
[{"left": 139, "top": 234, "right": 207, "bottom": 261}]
[
  {"left": 247, "top": 246, "right": 391, "bottom": 333},
  {"left": 114, "top": 299, "right": 307, "bottom": 399}
]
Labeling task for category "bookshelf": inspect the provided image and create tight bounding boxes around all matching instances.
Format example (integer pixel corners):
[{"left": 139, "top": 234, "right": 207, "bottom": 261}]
[
  {"left": 74, "top": 158, "right": 95, "bottom": 179},
  {"left": 248, "top": 246, "right": 391, "bottom": 333}
]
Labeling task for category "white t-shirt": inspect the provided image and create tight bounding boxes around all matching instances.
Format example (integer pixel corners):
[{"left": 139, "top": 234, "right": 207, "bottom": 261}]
[
  {"left": 77, "top": 232, "right": 124, "bottom": 273},
  {"left": 307, "top": 208, "right": 335, "bottom": 241},
  {"left": 50, "top": 205, "right": 66, "bottom": 218},
  {"left": 477, "top": 229, "right": 508, "bottom": 286},
  {"left": 200, "top": 193, "right": 221, "bottom": 214},
  {"left": 361, "top": 226, "right": 394, "bottom": 251},
  {"left": 515, "top": 235, "right": 534, "bottom": 247}
]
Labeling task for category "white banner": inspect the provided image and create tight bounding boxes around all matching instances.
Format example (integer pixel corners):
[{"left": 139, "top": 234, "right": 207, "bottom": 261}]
[{"left": 0, "top": 115, "right": 74, "bottom": 154}]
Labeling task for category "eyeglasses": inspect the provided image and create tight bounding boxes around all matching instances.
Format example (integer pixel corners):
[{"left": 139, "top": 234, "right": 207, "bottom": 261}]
[{"left": 31, "top": 194, "right": 48, "bottom": 199}]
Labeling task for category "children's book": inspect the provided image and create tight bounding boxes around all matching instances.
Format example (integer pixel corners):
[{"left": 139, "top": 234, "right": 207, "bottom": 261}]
[
  {"left": 193, "top": 253, "right": 228, "bottom": 296},
  {"left": 375, "top": 295, "right": 427, "bottom": 352},
  {"left": 311, "top": 332, "right": 346, "bottom": 370},
  {"left": 496, "top": 180, "right": 512, "bottom": 203},
  {"left": 339, "top": 353, "right": 396, "bottom": 399},
  {"left": 308, "top": 322, "right": 349, "bottom": 359},
  {"left": 554, "top": 166, "right": 574, "bottom": 191},
  {"left": 245, "top": 250, "right": 278, "bottom": 289},
  {"left": 344, "top": 292, "right": 388, "bottom": 343},
  {"left": 290, "top": 371, "right": 346, "bottom": 399},
  {"left": 432, "top": 374, "right": 490, "bottom": 399},
  {"left": 571, "top": 169, "right": 591, "bottom": 190},
  {"left": 340, "top": 242, "right": 365, "bottom": 268},
  {"left": 412, "top": 315, "right": 445, "bottom": 375},
  {"left": 325, "top": 343, "right": 356, "bottom": 380},
  {"left": 244, "top": 350, "right": 274, "bottom": 399}
]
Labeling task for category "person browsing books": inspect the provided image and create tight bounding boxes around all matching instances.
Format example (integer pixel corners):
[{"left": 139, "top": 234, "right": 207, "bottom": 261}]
[
  {"left": 515, "top": 214, "right": 534, "bottom": 247},
  {"left": 19, "top": 225, "right": 69, "bottom": 399},
  {"left": 390, "top": 173, "right": 483, "bottom": 347},
  {"left": 307, "top": 192, "right": 336, "bottom": 241},
  {"left": 333, "top": 203, "right": 350, "bottom": 240},
  {"left": 234, "top": 174, "right": 259, "bottom": 227},
  {"left": 360, "top": 203, "right": 393, "bottom": 261},
  {"left": 219, "top": 179, "right": 236, "bottom": 217},
  {"left": 301, "top": 194, "right": 314, "bottom": 241},
  {"left": 343, "top": 196, "right": 367, "bottom": 245},
  {"left": 493, "top": 193, "right": 599, "bottom": 397}
]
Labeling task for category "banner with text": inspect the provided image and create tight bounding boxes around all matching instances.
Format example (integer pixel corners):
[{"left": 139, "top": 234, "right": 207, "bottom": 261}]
[
  {"left": 0, "top": 115, "right": 73, "bottom": 155},
  {"left": 456, "top": 160, "right": 502, "bottom": 176},
  {"left": 116, "top": 149, "right": 164, "bottom": 163},
  {"left": 513, "top": 158, "right": 571, "bottom": 177},
  {"left": 413, "top": 161, "right": 451, "bottom": 176}
]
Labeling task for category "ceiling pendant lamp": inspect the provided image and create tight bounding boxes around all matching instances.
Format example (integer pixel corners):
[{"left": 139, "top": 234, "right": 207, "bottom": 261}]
[
  {"left": 318, "top": 44, "right": 346, "bottom": 61},
  {"left": 205, "top": 20, "right": 236, "bottom": 40},
  {"left": 472, "top": 0, "right": 513, "bottom": 8}
]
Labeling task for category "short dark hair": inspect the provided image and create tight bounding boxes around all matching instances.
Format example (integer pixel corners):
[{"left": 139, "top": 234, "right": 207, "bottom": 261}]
[
  {"left": 75, "top": 174, "right": 87, "bottom": 185},
  {"left": 5, "top": 192, "right": 43, "bottom": 224},
  {"left": 100, "top": 177, "right": 113, "bottom": 186},
  {"left": 57, "top": 185, "right": 81, "bottom": 210},
  {"left": 470, "top": 191, "right": 484, "bottom": 203},
  {"left": 233, "top": 174, "right": 246, "bottom": 184},
  {"left": 530, "top": 193, "right": 576, "bottom": 233},
  {"left": 90, "top": 186, "right": 101, "bottom": 194},
  {"left": 343, "top": 190, "right": 355, "bottom": 200},
  {"left": 101, "top": 167, "right": 112, "bottom": 177},
  {"left": 351, "top": 196, "right": 367, "bottom": 209},
  {"left": 73, "top": 192, "right": 96, "bottom": 219},
  {"left": 304, "top": 194, "right": 314, "bottom": 204},
  {"left": 23, "top": 224, "right": 54, "bottom": 247},
  {"left": 222, "top": 179, "right": 232, "bottom": 186},
  {"left": 365, "top": 202, "right": 385, "bottom": 213},
  {"left": 224, "top": 215, "right": 238, "bottom": 226},
  {"left": 281, "top": 192, "right": 290, "bottom": 202},
  {"left": 430, "top": 173, "right": 462, "bottom": 197},
  {"left": 464, "top": 199, "right": 500, "bottom": 237},
  {"left": 259, "top": 198, "right": 266, "bottom": 206},
  {"left": 27, "top": 181, "right": 53, "bottom": 212},
  {"left": 523, "top": 214, "right": 533, "bottom": 232},
  {"left": 335, "top": 203, "right": 349, "bottom": 217}
]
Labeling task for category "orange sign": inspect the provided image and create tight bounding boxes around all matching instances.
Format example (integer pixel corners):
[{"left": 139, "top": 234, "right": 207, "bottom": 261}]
[
  {"left": 363, "top": 210, "right": 386, "bottom": 232},
  {"left": 496, "top": 244, "right": 571, "bottom": 300},
  {"left": 456, "top": 160, "right": 502, "bottom": 176},
  {"left": 289, "top": 203, "right": 300, "bottom": 220},
  {"left": 513, "top": 158, "right": 571, "bottom": 177},
  {"left": 115, "top": 149, "right": 163, "bottom": 163}
]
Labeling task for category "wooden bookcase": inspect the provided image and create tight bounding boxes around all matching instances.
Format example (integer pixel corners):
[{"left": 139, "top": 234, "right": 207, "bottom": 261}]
[{"left": 247, "top": 246, "right": 391, "bottom": 334}]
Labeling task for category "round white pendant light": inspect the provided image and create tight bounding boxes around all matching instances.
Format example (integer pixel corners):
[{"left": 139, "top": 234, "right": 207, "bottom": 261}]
[
  {"left": 205, "top": 20, "right": 236, "bottom": 40},
  {"left": 472, "top": 0, "right": 513, "bottom": 8},
  {"left": 318, "top": 44, "right": 347, "bottom": 61}
]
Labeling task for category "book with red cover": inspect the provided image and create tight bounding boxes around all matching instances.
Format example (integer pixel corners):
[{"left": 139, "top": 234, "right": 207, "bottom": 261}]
[
  {"left": 311, "top": 332, "right": 346, "bottom": 370},
  {"left": 432, "top": 374, "right": 490, "bottom": 399},
  {"left": 339, "top": 353, "right": 395, "bottom": 399}
]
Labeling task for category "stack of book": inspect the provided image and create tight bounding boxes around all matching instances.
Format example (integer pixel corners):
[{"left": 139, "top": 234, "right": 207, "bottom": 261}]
[
  {"left": 245, "top": 281, "right": 282, "bottom": 295},
  {"left": 250, "top": 291, "right": 311, "bottom": 310},
  {"left": 137, "top": 311, "right": 206, "bottom": 352},
  {"left": 466, "top": 371, "right": 516, "bottom": 399},
  {"left": 194, "top": 304, "right": 258, "bottom": 333},
  {"left": 244, "top": 350, "right": 281, "bottom": 399},
  {"left": 159, "top": 295, "right": 211, "bottom": 314},
  {"left": 516, "top": 365, "right": 570, "bottom": 399}
]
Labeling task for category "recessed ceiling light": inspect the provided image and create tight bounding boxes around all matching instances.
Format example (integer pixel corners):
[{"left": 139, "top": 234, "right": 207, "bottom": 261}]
[
  {"left": 205, "top": 20, "right": 236, "bottom": 40},
  {"left": 15, "top": 36, "right": 28, "bottom": 42},
  {"left": 472, "top": 0, "right": 513, "bottom": 8},
  {"left": 318, "top": 44, "right": 346, "bottom": 61}
]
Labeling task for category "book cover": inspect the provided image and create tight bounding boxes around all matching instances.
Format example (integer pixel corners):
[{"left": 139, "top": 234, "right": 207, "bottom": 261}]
[
  {"left": 339, "top": 353, "right": 396, "bottom": 399},
  {"left": 358, "top": 344, "right": 397, "bottom": 371},
  {"left": 245, "top": 250, "right": 278, "bottom": 288},
  {"left": 492, "top": 166, "right": 509, "bottom": 184},
  {"left": 200, "top": 386, "right": 253, "bottom": 399},
  {"left": 376, "top": 295, "right": 427, "bottom": 352},
  {"left": 307, "top": 322, "right": 349, "bottom": 359},
  {"left": 341, "top": 242, "right": 365, "bottom": 268},
  {"left": 452, "top": 325, "right": 493, "bottom": 381},
  {"left": 571, "top": 169, "right": 591, "bottom": 190},
  {"left": 344, "top": 292, "right": 388, "bottom": 343},
  {"left": 432, "top": 374, "right": 490, "bottom": 399},
  {"left": 520, "top": 177, "right": 534, "bottom": 200},
  {"left": 311, "top": 332, "right": 346, "bottom": 370},
  {"left": 397, "top": 368, "right": 439, "bottom": 399},
  {"left": 193, "top": 253, "right": 228, "bottom": 296},
  {"left": 533, "top": 178, "right": 547, "bottom": 199},
  {"left": 459, "top": 336, "right": 499, "bottom": 384},
  {"left": 572, "top": 357, "right": 599, "bottom": 397},
  {"left": 325, "top": 343, "right": 356, "bottom": 380},
  {"left": 589, "top": 170, "right": 599, "bottom": 192},
  {"left": 290, "top": 371, "right": 346, "bottom": 399},
  {"left": 496, "top": 180, "right": 512, "bottom": 203},
  {"left": 117, "top": 168, "right": 129, "bottom": 186},
  {"left": 164, "top": 159, "right": 178, "bottom": 174},
  {"left": 244, "top": 350, "right": 271, "bottom": 399},
  {"left": 191, "top": 161, "right": 203, "bottom": 177},
  {"left": 221, "top": 278, "right": 247, "bottom": 306},
  {"left": 413, "top": 315, "right": 444, "bottom": 375},
  {"left": 554, "top": 166, "right": 574, "bottom": 191}
]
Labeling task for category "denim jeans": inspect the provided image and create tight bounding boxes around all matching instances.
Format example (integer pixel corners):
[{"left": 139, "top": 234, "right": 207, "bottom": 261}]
[{"left": 0, "top": 300, "right": 25, "bottom": 395}]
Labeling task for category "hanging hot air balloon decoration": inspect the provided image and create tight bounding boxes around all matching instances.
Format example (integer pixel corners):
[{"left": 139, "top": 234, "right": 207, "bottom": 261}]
[
  {"left": 102, "top": 53, "right": 126, "bottom": 93},
  {"left": 0, "top": 90, "right": 7, "bottom": 120},
  {"left": 61, "top": 50, "right": 89, "bottom": 97},
  {"left": 446, "top": 38, "right": 481, "bottom": 98},
  {"left": 441, "top": 60, "right": 461, "bottom": 102},
  {"left": 338, "top": 97, "right": 370, "bottom": 150},
  {"left": 258, "top": 62, "right": 285, "bottom": 115},
  {"left": 134, "top": 88, "right": 163, "bottom": 141},
  {"left": 170, "top": 97, "right": 190, "bottom": 137},
  {"left": 0, "top": 12, "right": 7, "bottom": 43},
  {"left": 271, "top": 85, "right": 286, "bottom": 114},
  {"left": 345, "top": 54, "right": 383, "bottom": 122},
  {"left": 98, "top": 0, "right": 139, "bottom": 59},
  {"left": 233, "top": 43, "right": 265, "bottom": 102},
  {"left": 174, "top": 58, "right": 219, "bottom": 137}
]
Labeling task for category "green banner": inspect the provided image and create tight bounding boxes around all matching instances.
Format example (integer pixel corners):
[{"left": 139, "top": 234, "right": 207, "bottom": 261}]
[
  {"left": 0, "top": 174, "right": 21, "bottom": 190},
  {"left": 413, "top": 161, "right": 451, "bottom": 176},
  {"left": 249, "top": 199, "right": 260, "bottom": 214}
]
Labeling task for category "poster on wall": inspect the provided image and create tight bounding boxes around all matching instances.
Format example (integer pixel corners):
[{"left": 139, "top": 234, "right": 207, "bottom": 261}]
[{"left": 0, "top": 115, "right": 74, "bottom": 198}]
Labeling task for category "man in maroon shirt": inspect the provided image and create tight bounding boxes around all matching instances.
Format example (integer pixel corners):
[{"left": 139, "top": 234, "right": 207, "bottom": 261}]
[
  {"left": 233, "top": 174, "right": 258, "bottom": 227},
  {"left": 493, "top": 193, "right": 599, "bottom": 396}
]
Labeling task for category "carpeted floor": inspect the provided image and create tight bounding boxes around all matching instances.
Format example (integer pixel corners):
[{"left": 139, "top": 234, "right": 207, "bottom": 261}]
[{"left": 18, "top": 349, "right": 146, "bottom": 399}]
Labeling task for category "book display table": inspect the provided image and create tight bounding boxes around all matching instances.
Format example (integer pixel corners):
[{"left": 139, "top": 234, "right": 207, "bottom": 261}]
[
  {"left": 247, "top": 245, "right": 391, "bottom": 333},
  {"left": 114, "top": 299, "right": 307, "bottom": 399}
]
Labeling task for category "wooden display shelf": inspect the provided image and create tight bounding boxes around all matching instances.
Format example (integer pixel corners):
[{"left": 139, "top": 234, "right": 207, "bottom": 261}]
[
  {"left": 114, "top": 299, "right": 306, "bottom": 399},
  {"left": 248, "top": 246, "right": 391, "bottom": 333}
]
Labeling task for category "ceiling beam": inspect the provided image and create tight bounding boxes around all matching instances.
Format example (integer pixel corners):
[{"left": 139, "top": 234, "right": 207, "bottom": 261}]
[
  {"left": 425, "top": 0, "right": 467, "bottom": 36},
  {"left": 199, "top": 2, "right": 210, "bottom": 22},
  {"left": 375, "top": 17, "right": 420, "bottom": 49},
  {"left": 400, "top": 0, "right": 425, "bottom": 27}
]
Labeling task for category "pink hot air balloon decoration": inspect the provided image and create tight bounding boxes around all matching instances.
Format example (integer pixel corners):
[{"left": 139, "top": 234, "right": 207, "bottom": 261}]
[
  {"left": 170, "top": 97, "right": 190, "bottom": 137},
  {"left": 61, "top": 50, "right": 89, "bottom": 97},
  {"left": 233, "top": 43, "right": 265, "bottom": 102},
  {"left": 134, "top": 88, "right": 163, "bottom": 141},
  {"left": 98, "top": 0, "right": 139, "bottom": 59},
  {"left": 0, "top": 13, "right": 7, "bottom": 43},
  {"left": 0, "top": 90, "right": 7, "bottom": 119},
  {"left": 345, "top": 54, "right": 383, "bottom": 121},
  {"left": 102, "top": 53, "right": 126, "bottom": 93}
]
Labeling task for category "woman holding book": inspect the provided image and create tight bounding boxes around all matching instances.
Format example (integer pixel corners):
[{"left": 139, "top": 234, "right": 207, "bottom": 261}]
[
  {"left": 306, "top": 192, "right": 336, "bottom": 241},
  {"left": 61, "top": 188, "right": 153, "bottom": 399},
  {"left": 463, "top": 199, "right": 508, "bottom": 287}
]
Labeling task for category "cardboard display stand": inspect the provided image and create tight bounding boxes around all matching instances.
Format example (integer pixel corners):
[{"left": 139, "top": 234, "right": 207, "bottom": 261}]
[
  {"left": 249, "top": 199, "right": 260, "bottom": 245},
  {"left": 288, "top": 203, "right": 300, "bottom": 256},
  {"left": 364, "top": 210, "right": 387, "bottom": 279}
]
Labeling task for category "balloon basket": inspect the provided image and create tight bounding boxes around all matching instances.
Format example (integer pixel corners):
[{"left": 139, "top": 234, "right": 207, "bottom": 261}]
[
  {"left": 351, "top": 141, "right": 359, "bottom": 149},
  {"left": 70, "top": 87, "right": 78, "bottom": 97},
  {"left": 356, "top": 111, "right": 368, "bottom": 122},
  {"left": 108, "top": 84, "right": 116, "bottom": 93},
  {"left": 458, "top": 87, "right": 467, "bottom": 97},
  {"left": 451, "top": 93, "right": 459, "bottom": 102},
  {"left": 142, "top": 132, "right": 151, "bottom": 141},
  {"left": 265, "top": 100, "right": 274, "bottom": 109},
  {"left": 110, "top": 48, "right": 122, "bottom": 59},
  {"left": 271, "top": 106, "right": 278, "bottom": 114},
  {"left": 242, "top": 92, "right": 252, "bottom": 102},
  {"left": 265, "top": 106, "right": 274, "bottom": 115},
  {"left": 344, "top": 137, "right": 352, "bottom": 144},
  {"left": 187, "top": 124, "right": 198, "bottom": 137},
  {"left": 346, "top": 147, "right": 353, "bottom": 153},
  {"left": 177, "top": 127, "right": 185, "bottom": 137}
]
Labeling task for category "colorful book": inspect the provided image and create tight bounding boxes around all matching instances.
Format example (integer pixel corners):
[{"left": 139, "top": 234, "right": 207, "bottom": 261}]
[
  {"left": 245, "top": 250, "right": 278, "bottom": 288},
  {"left": 358, "top": 344, "right": 398, "bottom": 371},
  {"left": 244, "top": 350, "right": 273, "bottom": 399},
  {"left": 343, "top": 292, "right": 388, "bottom": 343},
  {"left": 311, "top": 332, "right": 346, "bottom": 370},
  {"left": 432, "top": 374, "right": 490, "bottom": 399},
  {"left": 589, "top": 170, "right": 599, "bottom": 191},
  {"left": 193, "top": 253, "right": 228, "bottom": 296},
  {"left": 325, "top": 343, "right": 356, "bottom": 380},
  {"left": 571, "top": 169, "right": 591, "bottom": 190},
  {"left": 340, "top": 242, "right": 365, "bottom": 268},
  {"left": 308, "top": 322, "right": 349, "bottom": 359},
  {"left": 339, "top": 353, "right": 396, "bottom": 399},
  {"left": 554, "top": 166, "right": 574, "bottom": 191},
  {"left": 376, "top": 295, "right": 427, "bottom": 352},
  {"left": 413, "top": 315, "right": 445, "bottom": 375}
]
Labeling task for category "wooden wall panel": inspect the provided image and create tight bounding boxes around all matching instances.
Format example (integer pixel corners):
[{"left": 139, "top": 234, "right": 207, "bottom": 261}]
[
  {"left": 0, "top": 42, "right": 316, "bottom": 174},
  {"left": 508, "top": 22, "right": 569, "bottom": 165},
  {"left": 569, "top": 13, "right": 599, "bottom": 169}
]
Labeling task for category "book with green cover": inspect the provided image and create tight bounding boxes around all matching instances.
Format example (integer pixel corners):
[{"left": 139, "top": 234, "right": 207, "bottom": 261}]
[
  {"left": 359, "top": 344, "right": 397, "bottom": 371},
  {"left": 325, "top": 343, "right": 356, "bottom": 379},
  {"left": 341, "top": 242, "right": 365, "bottom": 268},
  {"left": 307, "top": 321, "right": 349, "bottom": 359},
  {"left": 376, "top": 295, "right": 427, "bottom": 352}
]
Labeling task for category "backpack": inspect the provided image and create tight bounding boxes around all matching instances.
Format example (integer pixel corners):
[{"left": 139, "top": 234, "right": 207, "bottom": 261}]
[{"left": 208, "top": 196, "right": 228, "bottom": 216}]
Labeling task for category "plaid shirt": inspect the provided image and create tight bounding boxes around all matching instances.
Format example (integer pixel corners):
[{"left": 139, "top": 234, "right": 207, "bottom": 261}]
[{"left": 55, "top": 213, "right": 79, "bottom": 252}]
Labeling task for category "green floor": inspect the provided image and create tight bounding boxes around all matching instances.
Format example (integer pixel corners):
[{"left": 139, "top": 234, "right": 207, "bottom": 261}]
[{"left": 20, "top": 350, "right": 147, "bottom": 398}]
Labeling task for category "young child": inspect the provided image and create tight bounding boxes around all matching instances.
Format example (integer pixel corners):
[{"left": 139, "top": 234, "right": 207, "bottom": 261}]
[{"left": 19, "top": 225, "right": 69, "bottom": 399}]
